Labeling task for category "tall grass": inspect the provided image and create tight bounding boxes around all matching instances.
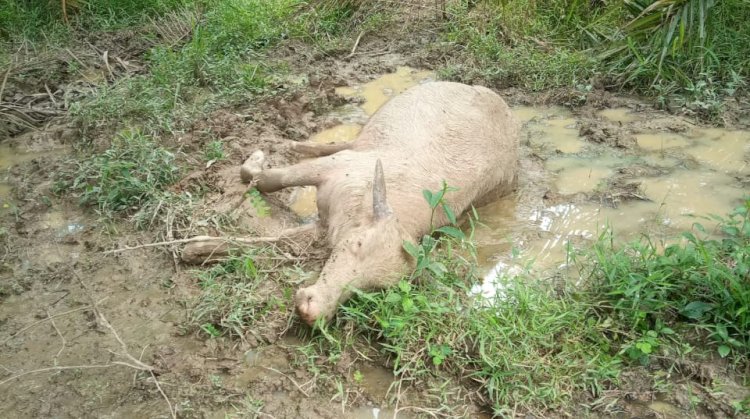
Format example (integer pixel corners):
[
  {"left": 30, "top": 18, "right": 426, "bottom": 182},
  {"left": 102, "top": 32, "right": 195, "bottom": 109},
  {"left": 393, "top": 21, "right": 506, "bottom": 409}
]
[
  {"left": 0, "top": 0, "right": 193, "bottom": 41},
  {"left": 304, "top": 190, "right": 750, "bottom": 414},
  {"left": 441, "top": 0, "right": 749, "bottom": 108}
]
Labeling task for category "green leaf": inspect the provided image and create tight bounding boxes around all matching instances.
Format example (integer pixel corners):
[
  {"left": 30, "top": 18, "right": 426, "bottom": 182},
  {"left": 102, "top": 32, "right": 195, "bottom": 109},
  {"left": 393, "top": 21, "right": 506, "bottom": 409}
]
[
  {"left": 636, "top": 341, "right": 652, "bottom": 354},
  {"left": 428, "top": 261, "right": 447, "bottom": 277},
  {"left": 244, "top": 258, "right": 257, "bottom": 279},
  {"left": 681, "top": 301, "right": 713, "bottom": 319},
  {"left": 385, "top": 292, "right": 402, "bottom": 304},
  {"left": 422, "top": 189, "right": 433, "bottom": 206},
  {"left": 398, "top": 280, "right": 412, "bottom": 293},
  {"left": 402, "top": 240, "right": 420, "bottom": 259},
  {"left": 401, "top": 297, "right": 415, "bottom": 312},
  {"left": 718, "top": 345, "right": 731, "bottom": 358},
  {"left": 429, "top": 190, "right": 444, "bottom": 209},
  {"left": 436, "top": 226, "right": 465, "bottom": 240},
  {"left": 442, "top": 203, "right": 457, "bottom": 225}
]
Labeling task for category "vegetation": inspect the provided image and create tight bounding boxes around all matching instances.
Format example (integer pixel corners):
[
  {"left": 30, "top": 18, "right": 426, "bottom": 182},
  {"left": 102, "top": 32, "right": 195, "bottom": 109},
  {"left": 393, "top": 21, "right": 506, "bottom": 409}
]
[
  {"left": 188, "top": 182, "right": 749, "bottom": 414},
  {"left": 441, "top": 0, "right": 749, "bottom": 115},
  {"left": 54, "top": 130, "right": 179, "bottom": 216},
  {"left": 3, "top": 0, "right": 748, "bottom": 415}
]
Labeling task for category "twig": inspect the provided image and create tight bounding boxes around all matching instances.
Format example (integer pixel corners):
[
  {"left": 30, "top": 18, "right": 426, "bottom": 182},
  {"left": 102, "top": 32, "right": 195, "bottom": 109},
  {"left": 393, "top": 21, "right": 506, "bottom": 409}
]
[
  {"left": 0, "top": 364, "right": 113, "bottom": 386},
  {"left": 2, "top": 306, "right": 92, "bottom": 344},
  {"left": 102, "top": 50, "right": 114, "bottom": 79},
  {"left": 0, "top": 65, "right": 11, "bottom": 103},
  {"left": 347, "top": 31, "right": 365, "bottom": 58},
  {"left": 151, "top": 370, "right": 177, "bottom": 419},
  {"left": 392, "top": 378, "right": 403, "bottom": 419},
  {"left": 262, "top": 367, "right": 310, "bottom": 397},
  {"left": 103, "top": 235, "right": 283, "bottom": 254},
  {"left": 44, "top": 83, "right": 57, "bottom": 106},
  {"left": 48, "top": 313, "right": 66, "bottom": 365},
  {"left": 64, "top": 48, "right": 86, "bottom": 69}
]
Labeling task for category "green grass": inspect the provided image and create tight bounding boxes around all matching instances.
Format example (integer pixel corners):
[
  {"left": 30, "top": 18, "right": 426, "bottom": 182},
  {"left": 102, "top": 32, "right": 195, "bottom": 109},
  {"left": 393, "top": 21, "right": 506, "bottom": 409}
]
[
  {"left": 54, "top": 130, "right": 180, "bottom": 217},
  {"left": 295, "top": 193, "right": 750, "bottom": 415},
  {"left": 0, "top": 0, "right": 193, "bottom": 42},
  {"left": 439, "top": 0, "right": 749, "bottom": 112},
  {"left": 190, "top": 247, "right": 305, "bottom": 339},
  {"left": 582, "top": 199, "right": 750, "bottom": 364}
]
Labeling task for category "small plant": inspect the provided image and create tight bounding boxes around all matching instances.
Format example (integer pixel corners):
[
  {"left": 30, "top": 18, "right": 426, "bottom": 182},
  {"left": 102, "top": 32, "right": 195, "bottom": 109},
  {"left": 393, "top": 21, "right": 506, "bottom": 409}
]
[
  {"left": 203, "top": 140, "right": 225, "bottom": 162},
  {"left": 245, "top": 188, "right": 271, "bottom": 217},
  {"left": 55, "top": 130, "right": 180, "bottom": 218},
  {"left": 190, "top": 247, "right": 297, "bottom": 339}
]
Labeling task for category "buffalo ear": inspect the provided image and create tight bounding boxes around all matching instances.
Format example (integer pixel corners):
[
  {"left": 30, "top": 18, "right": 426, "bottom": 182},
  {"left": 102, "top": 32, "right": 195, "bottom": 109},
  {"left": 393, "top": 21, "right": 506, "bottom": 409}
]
[{"left": 372, "top": 159, "right": 392, "bottom": 220}]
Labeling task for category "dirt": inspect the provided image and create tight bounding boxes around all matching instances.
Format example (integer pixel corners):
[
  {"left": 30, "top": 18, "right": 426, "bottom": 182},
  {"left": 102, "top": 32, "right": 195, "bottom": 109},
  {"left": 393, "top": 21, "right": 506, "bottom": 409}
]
[{"left": 2, "top": 6, "right": 750, "bottom": 419}]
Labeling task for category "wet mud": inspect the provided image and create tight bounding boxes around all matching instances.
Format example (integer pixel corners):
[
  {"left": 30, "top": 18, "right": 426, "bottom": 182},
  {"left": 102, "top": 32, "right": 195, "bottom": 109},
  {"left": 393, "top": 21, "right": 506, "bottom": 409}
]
[{"left": 1, "top": 28, "right": 749, "bottom": 419}]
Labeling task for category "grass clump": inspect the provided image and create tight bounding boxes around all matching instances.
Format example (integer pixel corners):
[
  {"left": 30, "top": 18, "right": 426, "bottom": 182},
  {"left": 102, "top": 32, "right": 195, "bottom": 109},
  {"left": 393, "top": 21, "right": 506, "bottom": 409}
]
[
  {"left": 190, "top": 247, "right": 302, "bottom": 340},
  {"left": 307, "top": 191, "right": 750, "bottom": 415},
  {"left": 441, "top": 0, "right": 749, "bottom": 109},
  {"left": 0, "top": 0, "right": 193, "bottom": 42},
  {"left": 74, "top": 0, "right": 303, "bottom": 135},
  {"left": 584, "top": 199, "right": 750, "bottom": 364},
  {"left": 55, "top": 130, "right": 179, "bottom": 217}
]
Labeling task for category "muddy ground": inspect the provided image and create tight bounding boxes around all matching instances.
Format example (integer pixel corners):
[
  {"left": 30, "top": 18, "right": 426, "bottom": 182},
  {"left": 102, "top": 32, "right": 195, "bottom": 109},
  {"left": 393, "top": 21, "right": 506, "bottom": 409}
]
[{"left": 2, "top": 8, "right": 750, "bottom": 419}]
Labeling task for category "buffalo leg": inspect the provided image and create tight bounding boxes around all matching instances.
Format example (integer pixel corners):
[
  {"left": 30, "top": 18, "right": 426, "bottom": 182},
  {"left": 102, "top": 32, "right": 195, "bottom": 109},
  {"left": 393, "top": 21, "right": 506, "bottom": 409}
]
[
  {"left": 241, "top": 150, "right": 329, "bottom": 192},
  {"left": 290, "top": 141, "right": 353, "bottom": 157}
]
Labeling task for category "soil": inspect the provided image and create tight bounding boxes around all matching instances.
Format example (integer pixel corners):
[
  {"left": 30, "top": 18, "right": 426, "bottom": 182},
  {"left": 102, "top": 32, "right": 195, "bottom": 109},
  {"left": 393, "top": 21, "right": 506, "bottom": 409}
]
[{"left": 2, "top": 5, "right": 749, "bottom": 419}]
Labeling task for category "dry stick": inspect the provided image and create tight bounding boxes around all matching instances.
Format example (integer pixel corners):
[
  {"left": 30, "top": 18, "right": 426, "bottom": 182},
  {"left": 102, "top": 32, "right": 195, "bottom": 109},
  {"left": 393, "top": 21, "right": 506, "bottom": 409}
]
[
  {"left": 0, "top": 65, "right": 11, "bottom": 103},
  {"left": 262, "top": 367, "right": 311, "bottom": 398},
  {"left": 150, "top": 370, "right": 177, "bottom": 419},
  {"left": 2, "top": 306, "right": 92, "bottom": 344},
  {"left": 102, "top": 235, "right": 282, "bottom": 255},
  {"left": 347, "top": 31, "right": 365, "bottom": 58},
  {"left": 48, "top": 314, "right": 67, "bottom": 364},
  {"left": 43, "top": 84, "right": 57, "bottom": 106},
  {"left": 0, "top": 365, "right": 114, "bottom": 386},
  {"left": 102, "top": 50, "right": 114, "bottom": 79}
]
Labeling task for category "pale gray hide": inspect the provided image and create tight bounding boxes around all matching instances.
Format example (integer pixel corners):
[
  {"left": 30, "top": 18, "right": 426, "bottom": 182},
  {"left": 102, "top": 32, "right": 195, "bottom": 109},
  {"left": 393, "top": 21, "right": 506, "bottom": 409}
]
[{"left": 244, "top": 81, "right": 519, "bottom": 324}]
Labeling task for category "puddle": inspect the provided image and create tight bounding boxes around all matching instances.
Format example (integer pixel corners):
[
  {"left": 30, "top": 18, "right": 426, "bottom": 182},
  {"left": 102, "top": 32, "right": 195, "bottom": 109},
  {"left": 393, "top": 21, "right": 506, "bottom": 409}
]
[
  {"left": 474, "top": 106, "right": 748, "bottom": 284},
  {"left": 1, "top": 144, "right": 64, "bottom": 207},
  {"left": 598, "top": 107, "right": 641, "bottom": 123},
  {"left": 637, "top": 169, "right": 746, "bottom": 231},
  {"left": 311, "top": 123, "right": 362, "bottom": 144},
  {"left": 684, "top": 129, "right": 749, "bottom": 173},
  {"left": 528, "top": 114, "right": 585, "bottom": 154},
  {"left": 636, "top": 132, "right": 691, "bottom": 151},
  {"left": 335, "top": 66, "right": 434, "bottom": 116},
  {"left": 546, "top": 157, "right": 616, "bottom": 194}
]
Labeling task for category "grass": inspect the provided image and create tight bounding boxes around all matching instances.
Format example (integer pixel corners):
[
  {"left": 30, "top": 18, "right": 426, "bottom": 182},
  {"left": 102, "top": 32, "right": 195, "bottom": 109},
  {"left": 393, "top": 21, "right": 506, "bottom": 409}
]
[
  {"left": 190, "top": 246, "right": 307, "bottom": 340},
  {"left": 292, "top": 194, "right": 749, "bottom": 415},
  {"left": 582, "top": 200, "right": 750, "bottom": 364},
  {"left": 53, "top": 129, "right": 180, "bottom": 217},
  {"left": 439, "top": 0, "right": 749, "bottom": 115}
]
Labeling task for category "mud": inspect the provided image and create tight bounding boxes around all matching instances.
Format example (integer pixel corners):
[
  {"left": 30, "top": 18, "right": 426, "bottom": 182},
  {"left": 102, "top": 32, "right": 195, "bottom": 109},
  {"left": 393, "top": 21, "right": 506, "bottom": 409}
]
[{"left": 1, "top": 13, "right": 749, "bottom": 419}]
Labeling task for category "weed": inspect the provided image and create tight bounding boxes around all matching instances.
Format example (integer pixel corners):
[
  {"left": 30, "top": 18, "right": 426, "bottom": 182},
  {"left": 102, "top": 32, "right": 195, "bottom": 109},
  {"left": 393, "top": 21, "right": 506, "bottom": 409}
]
[
  {"left": 203, "top": 140, "right": 225, "bottom": 162},
  {"left": 582, "top": 198, "right": 750, "bottom": 363},
  {"left": 54, "top": 130, "right": 180, "bottom": 218},
  {"left": 245, "top": 188, "right": 271, "bottom": 218},
  {"left": 190, "top": 247, "right": 298, "bottom": 339}
]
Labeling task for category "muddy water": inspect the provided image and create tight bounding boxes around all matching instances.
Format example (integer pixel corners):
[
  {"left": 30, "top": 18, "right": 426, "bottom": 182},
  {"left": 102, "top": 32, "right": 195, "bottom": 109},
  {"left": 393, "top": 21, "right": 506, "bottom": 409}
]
[
  {"left": 293, "top": 67, "right": 749, "bottom": 288},
  {"left": 477, "top": 106, "right": 748, "bottom": 284},
  {"left": 0, "top": 144, "right": 63, "bottom": 208}
]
